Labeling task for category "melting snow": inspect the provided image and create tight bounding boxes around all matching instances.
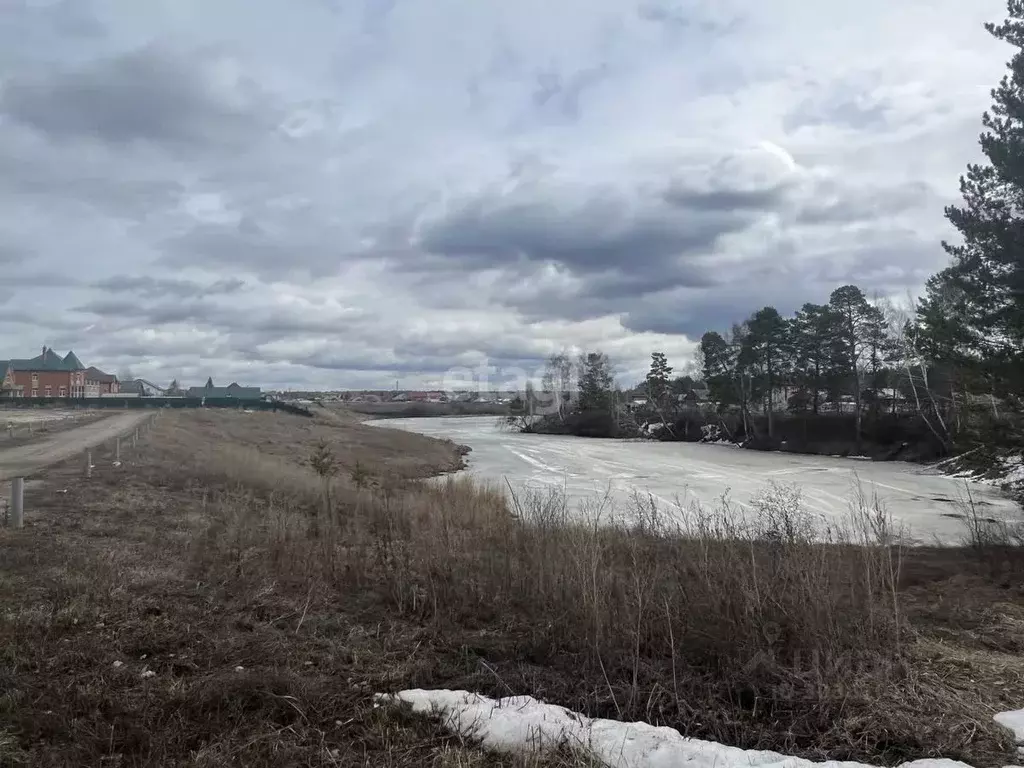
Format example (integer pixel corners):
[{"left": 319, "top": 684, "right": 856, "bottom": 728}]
[
  {"left": 376, "top": 689, "right": 1005, "bottom": 768},
  {"left": 996, "top": 707, "right": 1024, "bottom": 763},
  {"left": 997, "top": 708, "right": 1024, "bottom": 742}
]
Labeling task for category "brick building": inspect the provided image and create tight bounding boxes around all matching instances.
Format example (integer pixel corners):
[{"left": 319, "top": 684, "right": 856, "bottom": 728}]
[
  {"left": 84, "top": 367, "right": 120, "bottom": 396},
  {"left": 0, "top": 347, "right": 118, "bottom": 399}
]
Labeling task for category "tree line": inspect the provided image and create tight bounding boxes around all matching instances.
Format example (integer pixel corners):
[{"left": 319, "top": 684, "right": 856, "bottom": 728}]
[
  {"left": 517, "top": 2, "right": 1023, "bottom": 456},
  {"left": 697, "top": 284, "right": 918, "bottom": 446},
  {"left": 696, "top": 3, "right": 1024, "bottom": 452}
]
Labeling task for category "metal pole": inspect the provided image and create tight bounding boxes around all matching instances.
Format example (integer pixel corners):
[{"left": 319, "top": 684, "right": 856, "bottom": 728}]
[
  {"left": 86, "top": 450, "right": 92, "bottom": 478},
  {"left": 10, "top": 477, "right": 24, "bottom": 528}
]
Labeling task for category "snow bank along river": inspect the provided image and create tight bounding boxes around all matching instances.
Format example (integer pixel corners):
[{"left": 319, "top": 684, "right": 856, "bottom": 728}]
[{"left": 370, "top": 416, "right": 1022, "bottom": 544}]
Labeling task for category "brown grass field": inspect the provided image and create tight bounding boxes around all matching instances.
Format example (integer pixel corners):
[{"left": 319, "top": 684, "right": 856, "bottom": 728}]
[{"left": 0, "top": 408, "right": 1022, "bottom": 766}]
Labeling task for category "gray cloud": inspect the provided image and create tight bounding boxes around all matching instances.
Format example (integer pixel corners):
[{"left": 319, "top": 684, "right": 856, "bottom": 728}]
[
  {"left": 4, "top": 271, "right": 81, "bottom": 287},
  {"left": 417, "top": 165, "right": 786, "bottom": 286},
  {"left": 1, "top": 45, "right": 274, "bottom": 150},
  {"left": 161, "top": 217, "right": 349, "bottom": 277},
  {"left": 92, "top": 275, "right": 247, "bottom": 299},
  {"left": 0, "top": 0, "right": 1007, "bottom": 388},
  {"left": 0, "top": 245, "right": 27, "bottom": 265}
]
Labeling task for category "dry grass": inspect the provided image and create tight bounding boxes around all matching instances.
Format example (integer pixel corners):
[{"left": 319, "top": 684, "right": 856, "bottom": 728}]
[{"left": 0, "top": 409, "right": 1021, "bottom": 766}]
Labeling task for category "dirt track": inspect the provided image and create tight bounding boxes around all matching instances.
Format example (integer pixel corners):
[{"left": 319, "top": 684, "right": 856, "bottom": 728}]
[{"left": 0, "top": 411, "right": 151, "bottom": 481}]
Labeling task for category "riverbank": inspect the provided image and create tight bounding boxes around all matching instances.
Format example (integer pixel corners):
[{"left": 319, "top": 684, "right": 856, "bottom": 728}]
[
  {"left": 2, "top": 409, "right": 1022, "bottom": 766},
  {"left": 523, "top": 409, "right": 956, "bottom": 462}
]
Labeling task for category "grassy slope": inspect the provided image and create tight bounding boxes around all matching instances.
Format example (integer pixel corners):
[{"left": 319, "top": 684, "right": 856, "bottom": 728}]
[{"left": 0, "top": 409, "right": 1021, "bottom": 766}]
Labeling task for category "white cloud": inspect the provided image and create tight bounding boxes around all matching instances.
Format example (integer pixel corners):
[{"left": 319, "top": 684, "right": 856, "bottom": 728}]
[{"left": 0, "top": 0, "right": 1010, "bottom": 388}]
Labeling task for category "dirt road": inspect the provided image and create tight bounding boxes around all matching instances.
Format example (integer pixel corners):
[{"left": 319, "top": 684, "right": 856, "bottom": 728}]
[{"left": 0, "top": 411, "right": 152, "bottom": 481}]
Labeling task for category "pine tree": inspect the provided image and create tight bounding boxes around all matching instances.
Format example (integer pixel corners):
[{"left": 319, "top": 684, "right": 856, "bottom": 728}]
[
  {"left": 645, "top": 352, "right": 673, "bottom": 408},
  {"left": 828, "top": 285, "right": 885, "bottom": 444},
  {"left": 928, "top": 1, "right": 1024, "bottom": 402},
  {"left": 577, "top": 352, "right": 614, "bottom": 413},
  {"left": 699, "top": 331, "right": 736, "bottom": 408},
  {"left": 744, "top": 306, "right": 789, "bottom": 436},
  {"left": 791, "top": 303, "right": 836, "bottom": 415}
]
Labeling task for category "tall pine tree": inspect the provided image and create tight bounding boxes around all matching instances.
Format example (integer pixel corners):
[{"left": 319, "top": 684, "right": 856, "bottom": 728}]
[{"left": 926, "top": 1, "right": 1024, "bottom": 402}]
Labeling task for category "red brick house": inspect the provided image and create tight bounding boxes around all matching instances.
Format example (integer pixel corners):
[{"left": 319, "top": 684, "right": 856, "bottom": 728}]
[
  {"left": 84, "top": 367, "right": 120, "bottom": 396},
  {"left": 0, "top": 347, "right": 118, "bottom": 399}
]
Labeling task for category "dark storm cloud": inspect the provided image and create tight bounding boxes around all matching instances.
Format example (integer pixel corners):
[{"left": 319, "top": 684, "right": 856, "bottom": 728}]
[
  {"left": 619, "top": 233, "right": 938, "bottom": 339},
  {"left": 621, "top": 284, "right": 809, "bottom": 338},
  {"left": 0, "top": 45, "right": 274, "bottom": 150},
  {"left": 92, "top": 275, "right": 247, "bottom": 299},
  {"left": 417, "top": 174, "right": 783, "bottom": 283}
]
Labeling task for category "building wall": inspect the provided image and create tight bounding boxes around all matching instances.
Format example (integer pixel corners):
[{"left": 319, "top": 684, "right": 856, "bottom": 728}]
[
  {"left": 13, "top": 370, "right": 72, "bottom": 397},
  {"left": 85, "top": 377, "right": 118, "bottom": 396},
  {"left": 10, "top": 369, "right": 95, "bottom": 398}
]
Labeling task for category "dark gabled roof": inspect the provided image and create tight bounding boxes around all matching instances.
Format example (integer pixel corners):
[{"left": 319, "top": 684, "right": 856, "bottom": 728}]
[
  {"left": 63, "top": 350, "right": 85, "bottom": 370},
  {"left": 85, "top": 366, "right": 117, "bottom": 383},
  {"left": 8, "top": 347, "right": 87, "bottom": 372},
  {"left": 9, "top": 348, "right": 65, "bottom": 372}
]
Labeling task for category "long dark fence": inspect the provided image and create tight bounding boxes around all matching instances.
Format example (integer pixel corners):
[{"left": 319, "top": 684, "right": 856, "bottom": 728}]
[{"left": 0, "top": 397, "right": 312, "bottom": 417}]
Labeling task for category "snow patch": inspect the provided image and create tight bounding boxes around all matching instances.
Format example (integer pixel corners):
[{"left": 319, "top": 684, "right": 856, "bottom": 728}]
[
  {"left": 996, "top": 708, "right": 1024, "bottom": 744},
  {"left": 377, "top": 689, "right": 983, "bottom": 768}
]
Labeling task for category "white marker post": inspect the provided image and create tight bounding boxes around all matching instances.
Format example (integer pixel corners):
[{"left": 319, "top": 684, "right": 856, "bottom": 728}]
[{"left": 10, "top": 477, "right": 24, "bottom": 529}]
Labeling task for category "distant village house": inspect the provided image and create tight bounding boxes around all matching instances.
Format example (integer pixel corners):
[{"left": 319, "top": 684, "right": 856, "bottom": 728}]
[
  {"left": 0, "top": 347, "right": 119, "bottom": 399},
  {"left": 185, "top": 378, "right": 263, "bottom": 401}
]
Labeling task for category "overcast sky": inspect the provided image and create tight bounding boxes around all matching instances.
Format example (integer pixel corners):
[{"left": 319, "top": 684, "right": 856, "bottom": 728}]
[{"left": 0, "top": 0, "right": 1009, "bottom": 390}]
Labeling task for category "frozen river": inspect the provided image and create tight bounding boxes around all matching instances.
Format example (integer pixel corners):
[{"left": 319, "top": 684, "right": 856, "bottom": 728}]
[{"left": 370, "top": 416, "right": 1022, "bottom": 544}]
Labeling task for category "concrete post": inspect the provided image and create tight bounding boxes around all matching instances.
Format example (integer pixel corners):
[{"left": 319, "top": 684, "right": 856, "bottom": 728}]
[
  {"left": 86, "top": 450, "right": 92, "bottom": 478},
  {"left": 115, "top": 437, "right": 121, "bottom": 462},
  {"left": 10, "top": 477, "right": 24, "bottom": 528},
  {"left": 133, "top": 429, "right": 138, "bottom": 448}
]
